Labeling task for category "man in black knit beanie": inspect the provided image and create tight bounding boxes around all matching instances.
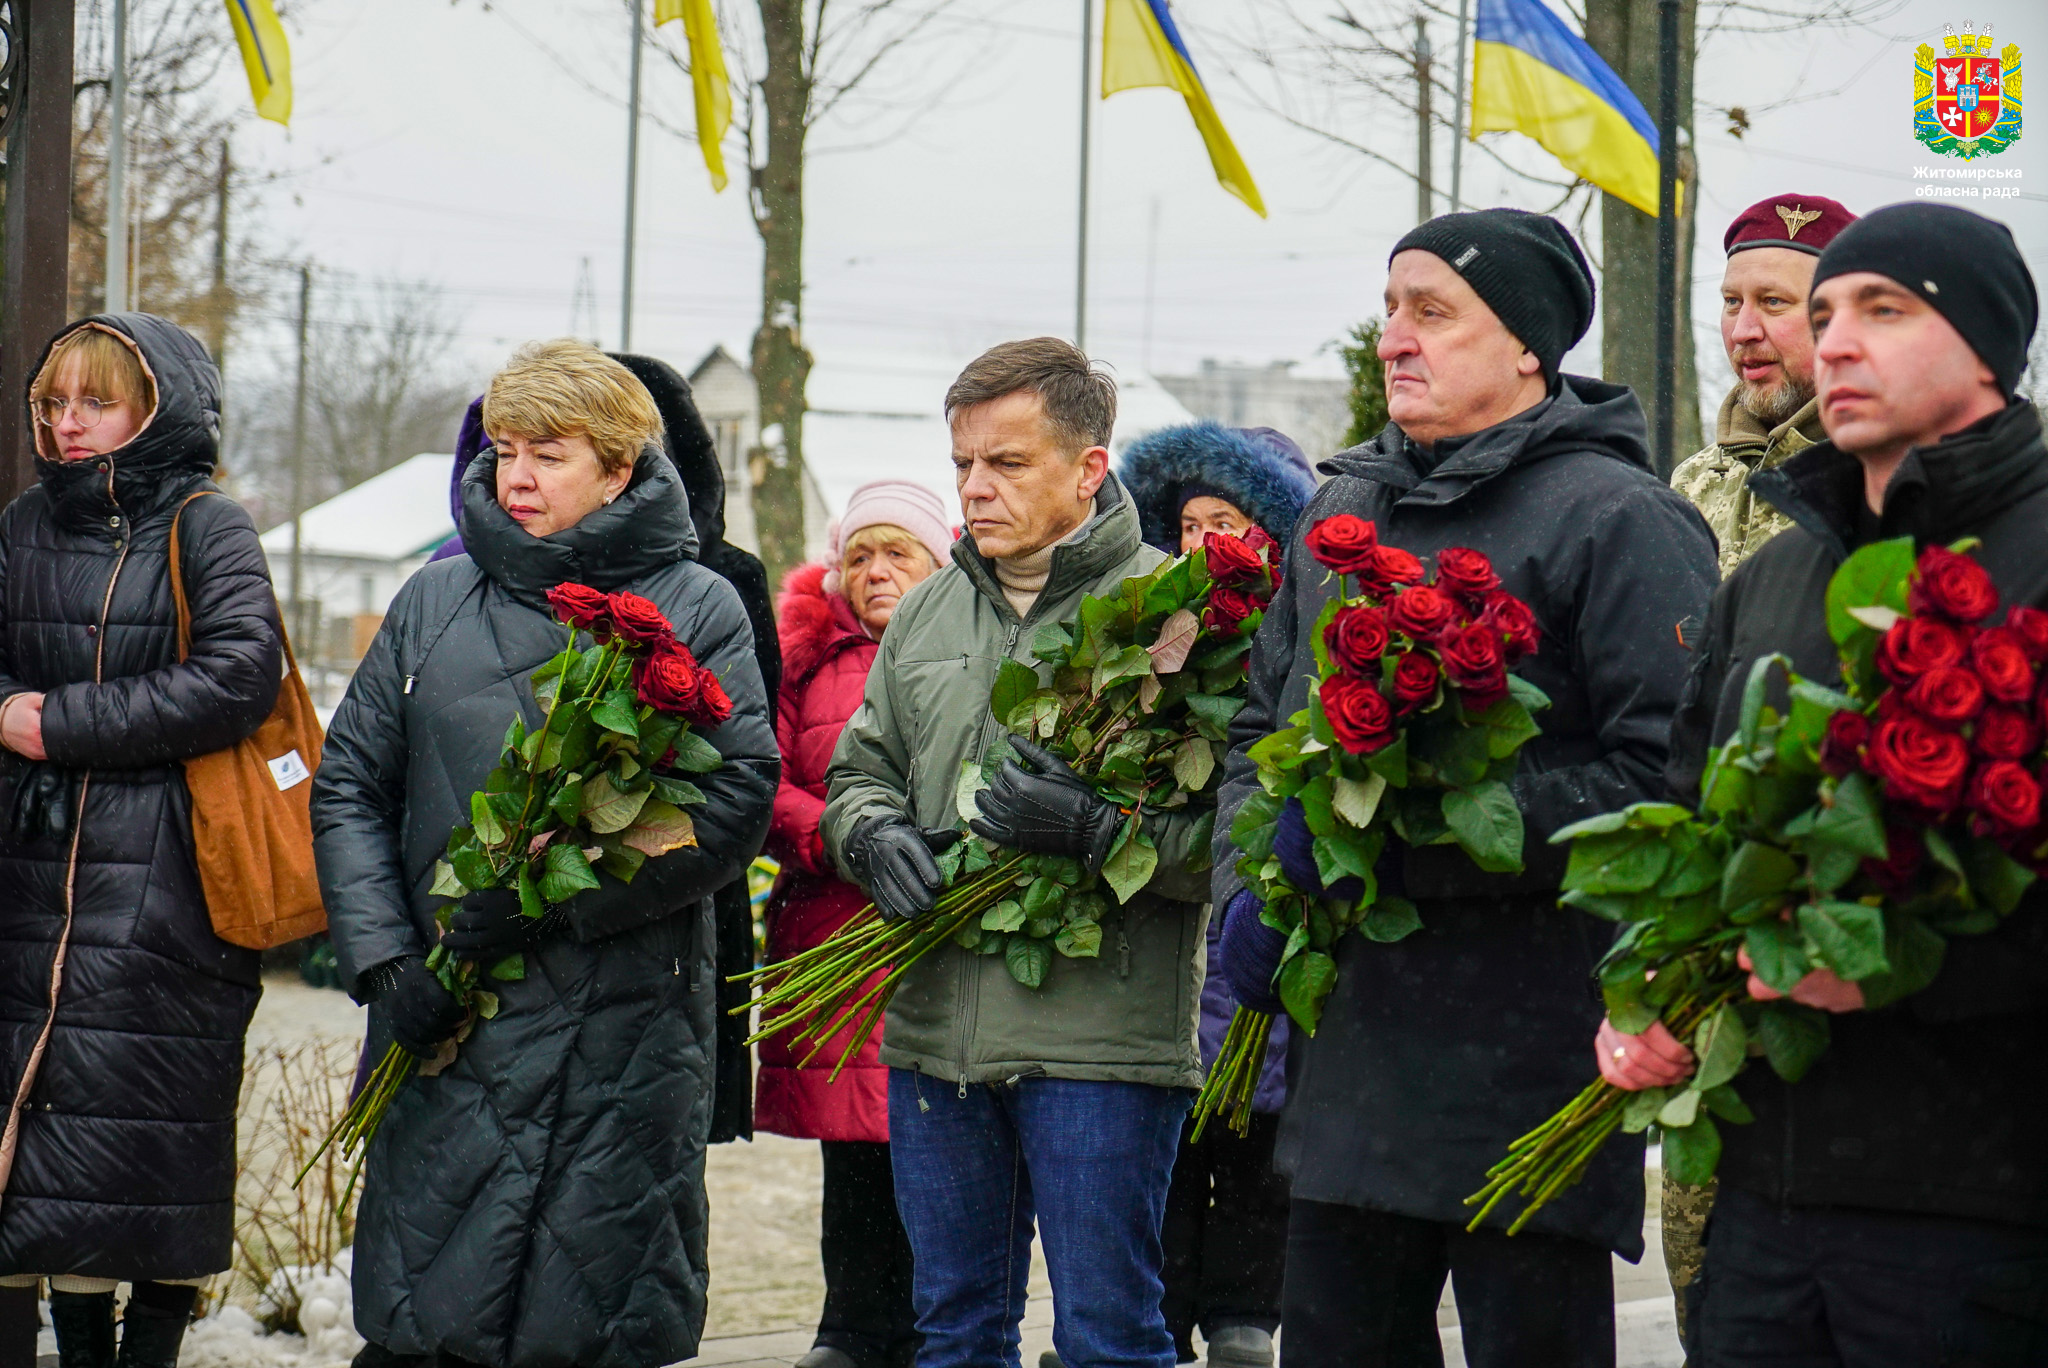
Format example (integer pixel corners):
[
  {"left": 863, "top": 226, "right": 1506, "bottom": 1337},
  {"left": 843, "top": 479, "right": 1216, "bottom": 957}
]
[
  {"left": 1210, "top": 209, "right": 1716, "bottom": 1366},
  {"left": 1610, "top": 201, "right": 2048, "bottom": 1365}
]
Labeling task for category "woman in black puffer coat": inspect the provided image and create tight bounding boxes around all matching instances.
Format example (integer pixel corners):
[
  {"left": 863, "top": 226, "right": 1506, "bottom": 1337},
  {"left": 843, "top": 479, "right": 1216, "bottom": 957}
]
[
  {"left": 0, "top": 315, "right": 284, "bottom": 1368},
  {"left": 314, "top": 340, "right": 777, "bottom": 1368}
]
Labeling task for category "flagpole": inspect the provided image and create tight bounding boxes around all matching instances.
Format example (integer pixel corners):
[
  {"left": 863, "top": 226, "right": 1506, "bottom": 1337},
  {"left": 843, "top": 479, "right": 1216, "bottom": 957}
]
[
  {"left": 622, "top": 0, "right": 645, "bottom": 351},
  {"left": 106, "top": 0, "right": 129, "bottom": 312},
  {"left": 1653, "top": 0, "right": 1680, "bottom": 476},
  {"left": 1077, "top": 0, "right": 1093, "bottom": 351},
  {"left": 1449, "top": 0, "right": 1471, "bottom": 212}
]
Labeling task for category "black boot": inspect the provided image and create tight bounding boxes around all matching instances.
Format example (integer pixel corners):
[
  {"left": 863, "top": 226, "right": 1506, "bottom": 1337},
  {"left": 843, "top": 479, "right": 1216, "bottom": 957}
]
[
  {"left": 115, "top": 1284, "right": 196, "bottom": 1368},
  {"left": 48, "top": 1292, "right": 117, "bottom": 1368}
]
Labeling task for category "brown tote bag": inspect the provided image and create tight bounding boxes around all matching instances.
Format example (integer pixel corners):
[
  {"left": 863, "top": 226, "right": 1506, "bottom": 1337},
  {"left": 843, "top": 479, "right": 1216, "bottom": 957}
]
[{"left": 169, "top": 492, "right": 328, "bottom": 949}]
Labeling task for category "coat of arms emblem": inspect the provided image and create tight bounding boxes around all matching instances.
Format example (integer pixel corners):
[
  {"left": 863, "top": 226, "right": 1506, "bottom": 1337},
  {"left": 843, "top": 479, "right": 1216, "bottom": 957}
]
[{"left": 1916, "top": 22, "right": 2022, "bottom": 159}]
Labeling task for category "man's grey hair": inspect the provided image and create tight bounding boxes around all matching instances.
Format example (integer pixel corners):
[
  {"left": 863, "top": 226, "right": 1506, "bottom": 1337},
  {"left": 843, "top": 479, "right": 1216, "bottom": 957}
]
[{"left": 945, "top": 338, "right": 1117, "bottom": 453}]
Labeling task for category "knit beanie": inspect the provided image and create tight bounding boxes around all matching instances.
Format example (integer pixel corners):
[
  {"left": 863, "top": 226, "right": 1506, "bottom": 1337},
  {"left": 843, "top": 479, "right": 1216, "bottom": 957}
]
[
  {"left": 1391, "top": 209, "right": 1596, "bottom": 385},
  {"left": 1811, "top": 203, "right": 2039, "bottom": 399},
  {"left": 824, "top": 479, "right": 955, "bottom": 592}
]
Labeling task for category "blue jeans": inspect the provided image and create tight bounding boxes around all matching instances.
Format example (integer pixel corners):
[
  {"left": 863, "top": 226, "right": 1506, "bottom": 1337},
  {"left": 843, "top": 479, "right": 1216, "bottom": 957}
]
[{"left": 886, "top": 1069, "right": 1191, "bottom": 1368}]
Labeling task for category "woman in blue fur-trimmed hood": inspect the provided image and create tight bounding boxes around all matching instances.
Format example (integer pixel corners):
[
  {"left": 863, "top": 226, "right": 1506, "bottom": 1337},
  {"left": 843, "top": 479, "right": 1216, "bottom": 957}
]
[{"left": 1116, "top": 421, "right": 1314, "bottom": 1368}]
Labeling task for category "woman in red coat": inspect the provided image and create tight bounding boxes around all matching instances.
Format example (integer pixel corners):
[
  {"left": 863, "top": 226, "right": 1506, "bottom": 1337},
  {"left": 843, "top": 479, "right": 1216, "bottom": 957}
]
[{"left": 759, "top": 481, "right": 953, "bottom": 1368}]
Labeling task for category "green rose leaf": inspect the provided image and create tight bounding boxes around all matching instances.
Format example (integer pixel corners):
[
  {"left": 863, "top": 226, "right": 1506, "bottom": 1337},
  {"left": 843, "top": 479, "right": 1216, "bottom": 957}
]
[
  {"left": 621, "top": 798, "right": 697, "bottom": 857},
  {"left": 992, "top": 658, "right": 1042, "bottom": 729},
  {"left": 1824, "top": 536, "right": 1916, "bottom": 648},
  {"left": 1565, "top": 829, "right": 1669, "bottom": 895},
  {"left": 956, "top": 759, "right": 988, "bottom": 826},
  {"left": 591, "top": 686, "right": 640, "bottom": 737},
  {"left": 1360, "top": 894, "right": 1421, "bottom": 943},
  {"left": 649, "top": 775, "right": 706, "bottom": 808},
  {"left": 1186, "top": 692, "right": 1242, "bottom": 742},
  {"left": 1700, "top": 1084, "right": 1755, "bottom": 1124},
  {"left": 1798, "top": 900, "right": 1890, "bottom": 981},
  {"left": 1756, "top": 1001, "right": 1831, "bottom": 1083},
  {"left": 1442, "top": 780, "right": 1524, "bottom": 873},
  {"left": 1809, "top": 772, "right": 1888, "bottom": 860},
  {"left": 488, "top": 953, "right": 527, "bottom": 983},
  {"left": 1856, "top": 915, "right": 1948, "bottom": 1010},
  {"left": 666, "top": 728, "right": 722, "bottom": 774},
  {"left": 1744, "top": 918, "right": 1813, "bottom": 993},
  {"left": 1661, "top": 1113, "right": 1723, "bottom": 1186},
  {"left": 1279, "top": 949, "right": 1339, "bottom": 1034},
  {"left": 1656, "top": 1087, "right": 1702, "bottom": 1129},
  {"left": 581, "top": 771, "right": 652, "bottom": 834},
  {"left": 981, "top": 899, "right": 1028, "bottom": 933},
  {"left": 1331, "top": 772, "right": 1386, "bottom": 829},
  {"left": 470, "top": 791, "right": 507, "bottom": 847},
  {"left": 539, "top": 842, "right": 603, "bottom": 903},
  {"left": 1721, "top": 840, "right": 1799, "bottom": 911},
  {"left": 1100, "top": 823, "right": 1158, "bottom": 904},
  {"left": 515, "top": 863, "right": 545, "bottom": 920},
  {"left": 1005, "top": 935, "right": 1052, "bottom": 989},
  {"left": 1620, "top": 1086, "right": 1669, "bottom": 1134},
  {"left": 1471, "top": 697, "right": 1541, "bottom": 759},
  {"left": 548, "top": 775, "right": 586, "bottom": 827},
  {"left": 429, "top": 860, "right": 467, "bottom": 899},
  {"left": 1691, "top": 1003, "right": 1748, "bottom": 1092},
  {"left": 1054, "top": 919, "right": 1103, "bottom": 958},
  {"left": 1173, "top": 736, "right": 1216, "bottom": 792},
  {"left": 1958, "top": 836, "right": 2038, "bottom": 916}
]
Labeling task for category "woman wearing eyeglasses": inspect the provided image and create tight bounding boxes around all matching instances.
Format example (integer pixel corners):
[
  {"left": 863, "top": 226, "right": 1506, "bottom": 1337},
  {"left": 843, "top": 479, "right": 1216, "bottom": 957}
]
[{"left": 0, "top": 315, "right": 284, "bottom": 1368}]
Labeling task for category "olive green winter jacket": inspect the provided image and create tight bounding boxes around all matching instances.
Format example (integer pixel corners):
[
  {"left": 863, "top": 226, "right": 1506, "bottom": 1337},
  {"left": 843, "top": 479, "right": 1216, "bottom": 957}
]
[{"left": 822, "top": 475, "right": 1209, "bottom": 1091}]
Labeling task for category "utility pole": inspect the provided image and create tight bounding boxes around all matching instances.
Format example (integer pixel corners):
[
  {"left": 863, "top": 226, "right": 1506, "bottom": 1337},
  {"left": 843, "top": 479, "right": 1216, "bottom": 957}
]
[
  {"left": 1141, "top": 196, "right": 1160, "bottom": 373},
  {"left": 1076, "top": 0, "right": 1093, "bottom": 350},
  {"left": 210, "top": 141, "right": 231, "bottom": 475},
  {"left": 105, "top": 0, "right": 130, "bottom": 312},
  {"left": 1449, "top": 0, "right": 1471, "bottom": 211},
  {"left": 1414, "top": 16, "right": 1433, "bottom": 225},
  {"left": 1653, "top": 0, "right": 1680, "bottom": 475},
  {"left": 288, "top": 265, "right": 312, "bottom": 650},
  {"left": 621, "top": 0, "right": 645, "bottom": 351}
]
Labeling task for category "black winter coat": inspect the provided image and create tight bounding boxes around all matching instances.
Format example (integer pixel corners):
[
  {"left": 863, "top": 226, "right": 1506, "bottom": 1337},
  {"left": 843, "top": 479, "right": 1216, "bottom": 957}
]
[
  {"left": 1215, "top": 379, "right": 1718, "bottom": 1257},
  {"left": 312, "top": 446, "right": 777, "bottom": 1368},
  {"left": 1670, "top": 400, "right": 2048, "bottom": 1229},
  {"left": 0, "top": 314, "right": 281, "bottom": 1279}
]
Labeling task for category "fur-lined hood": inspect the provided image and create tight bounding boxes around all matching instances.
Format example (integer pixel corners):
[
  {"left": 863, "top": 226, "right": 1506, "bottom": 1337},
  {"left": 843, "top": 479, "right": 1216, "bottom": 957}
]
[
  {"left": 1118, "top": 420, "right": 1318, "bottom": 553},
  {"left": 777, "top": 562, "right": 871, "bottom": 691}
]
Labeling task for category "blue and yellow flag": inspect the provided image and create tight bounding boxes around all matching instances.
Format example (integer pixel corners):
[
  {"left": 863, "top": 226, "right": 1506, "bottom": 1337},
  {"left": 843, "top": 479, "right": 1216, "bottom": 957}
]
[
  {"left": 224, "top": 0, "right": 291, "bottom": 126},
  {"left": 1101, "top": 0, "right": 1265, "bottom": 218},
  {"left": 655, "top": 0, "right": 732, "bottom": 192},
  {"left": 1469, "top": 0, "right": 1668, "bottom": 216}
]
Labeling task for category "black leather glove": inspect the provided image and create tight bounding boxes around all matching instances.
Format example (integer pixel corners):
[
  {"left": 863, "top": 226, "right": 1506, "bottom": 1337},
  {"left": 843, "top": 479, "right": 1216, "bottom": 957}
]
[
  {"left": 970, "top": 738, "right": 1122, "bottom": 871},
  {"left": 843, "top": 816, "right": 961, "bottom": 922},
  {"left": 7, "top": 763, "right": 70, "bottom": 843},
  {"left": 440, "top": 886, "right": 558, "bottom": 962},
  {"left": 373, "top": 955, "right": 468, "bottom": 1058}
]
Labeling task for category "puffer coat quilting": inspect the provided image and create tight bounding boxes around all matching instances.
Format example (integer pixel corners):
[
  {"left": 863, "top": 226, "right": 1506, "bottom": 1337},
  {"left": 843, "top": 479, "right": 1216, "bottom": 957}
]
[
  {"left": 0, "top": 313, "right": 280, "bottom": 1280},
  {"left": 313, "top": 446, "right": 777, "bottom": 1368}
]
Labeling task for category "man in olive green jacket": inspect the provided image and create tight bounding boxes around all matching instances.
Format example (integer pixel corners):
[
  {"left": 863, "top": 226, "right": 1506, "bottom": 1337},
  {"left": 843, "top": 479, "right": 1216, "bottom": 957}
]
[{"left": 824, "top": 339, "right": 1207, "bottom": 1368}]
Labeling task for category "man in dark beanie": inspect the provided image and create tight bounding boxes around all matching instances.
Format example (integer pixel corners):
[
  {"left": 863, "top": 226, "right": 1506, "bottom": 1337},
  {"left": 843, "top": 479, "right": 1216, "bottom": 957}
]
[
  {"left": 1212, "top": 209, "right": 1717, "bottom": 1366},
  {"left": 1606, "top": 201, "right": 2048, "bottom": 1365}
]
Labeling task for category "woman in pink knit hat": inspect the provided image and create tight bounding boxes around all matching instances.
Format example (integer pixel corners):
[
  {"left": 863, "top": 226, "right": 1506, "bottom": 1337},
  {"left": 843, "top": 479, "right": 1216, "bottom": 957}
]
[{"left": 760, "top": 480, "right": 954, "bottom": 1368}]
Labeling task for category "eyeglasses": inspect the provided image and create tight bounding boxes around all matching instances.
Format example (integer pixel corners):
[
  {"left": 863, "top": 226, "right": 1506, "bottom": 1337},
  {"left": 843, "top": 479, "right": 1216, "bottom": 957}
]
[{"left": 33, "top": 396, "right": 121, "bottom": 429}]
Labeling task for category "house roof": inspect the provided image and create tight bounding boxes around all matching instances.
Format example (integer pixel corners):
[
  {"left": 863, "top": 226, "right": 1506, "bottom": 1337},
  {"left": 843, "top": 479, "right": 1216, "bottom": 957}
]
[{"left": 258, "top": 451, "right": 457, "bottom": 562}]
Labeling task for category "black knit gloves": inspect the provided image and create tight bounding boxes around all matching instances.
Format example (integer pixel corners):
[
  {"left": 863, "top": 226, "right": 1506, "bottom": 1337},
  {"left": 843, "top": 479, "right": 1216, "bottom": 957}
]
[
  {"left": 844, "top": 816, "right": 961, "bottom": 922},
  {"left": 970, "top": 738, "right": 1122, "bottom": 872},
  {"left": 370, "top": 955, "right": 468, "bottom": 1059},
  {"left": 441, "top": 886, "right": 566, "bottom": 961}
]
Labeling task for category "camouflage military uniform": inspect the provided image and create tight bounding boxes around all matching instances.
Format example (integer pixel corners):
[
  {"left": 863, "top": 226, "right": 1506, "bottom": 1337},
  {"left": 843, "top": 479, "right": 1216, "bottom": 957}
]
[
  {"left": 1661, "top": 386, "right": 1824, "bottom": 1350},
  {"left": 1670, "top": 389, "right": 1825, "bottom": 579}
]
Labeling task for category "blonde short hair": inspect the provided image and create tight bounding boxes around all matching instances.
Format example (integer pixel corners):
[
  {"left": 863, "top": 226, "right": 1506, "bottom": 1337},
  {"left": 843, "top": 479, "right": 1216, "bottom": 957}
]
[
  {"left": 842, "top": 523, "right": 936, "bottom": 569},
  {"left": 32, "top": 325, "right": 156, "bottom": 416},
  {"left": 483, "top": 339, "right": 663, "bottom": 475}
]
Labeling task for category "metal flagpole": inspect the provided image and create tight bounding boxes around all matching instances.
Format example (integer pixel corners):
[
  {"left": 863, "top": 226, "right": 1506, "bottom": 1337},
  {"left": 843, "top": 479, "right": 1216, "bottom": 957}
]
[
  {"left": 106, "top": 0, "right": 130, "bottom": 312},
  {"left": 1449, "top": 0, "right": 1471, "bottom": 212},
  {"left": 1077, "top": 0, "right": 1093, "bottom": 350},
  {"left": 622, "top": 0, "right": 645, "bottom": 351},
  {"left": 1653, "top": 0, "right": 1680, "bottom": 476}
]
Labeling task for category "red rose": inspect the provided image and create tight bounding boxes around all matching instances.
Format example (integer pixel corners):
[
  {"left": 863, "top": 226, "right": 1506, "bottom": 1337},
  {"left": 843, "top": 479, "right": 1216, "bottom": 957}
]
[
  {"left": 1204, "top": 530, "right": 1267, "bottom": 588},
  {"left": 1480, "top": 591, "right": 1541, "bottom": 665},
  {"left": 634, "top": 646, "right": 704, "bottom": 715},
  {"left": 1969, "top": 759, "right": 2042, "bottom": 836},
  {"left": 607, "top": 591, "right": 676, "bottom": 649},
  {"left": 1434, "top": 547, "right": 1501, "bottom": 602},
  {"left": 1903, "top": 666, "right": 1986, "bottom": 729},
  {"left": 547, "top": 582, "right": 613, "bottom": 637},
  {"left": 1866, "top": 711, "right": 1971, "bottom": 814},
  {"left": 1910, "top": 545, "right": 1999, "bottom": 625},
  {"left": 1203, "top": 587, "right": 1260, "bottom": 636},
  {"left": 1320, "top": 674, "right": 1395, "bottom": 754},
  {"left": 1970, "top": 627, "right": 2036, "bottom": 704},
  {"left": 2005, "top": 606, "right": 2048, "bottom": 663},
  {"left": 1324, "top": 603, "right": 1390, "bottom": 675},
  {"left": 1387, "top": 585, "right": 1457, "bottom": 640},
  {"left": 1819, "top": 709, "right": 1872, "bottom": 777},
  {"left": 1876, "top": 616, "right": 1968, "bottom": 686},
  {"left": 1303, "top": 515, "right": 1379, "bottom": 577},
  {"left": 688, "top": 669, "right": 733, "bottom": 729},
  {"left": 1390, "top": 650, "right": 1441, "bottom": 714},
  {"left": 1861, "top": 822, "right": 1926, "bottom": 899},
  {"left": 1975, "top": 705, "right": 2040, "bottom": 761},
  {"left": 1360, "top": 544, "right": 1427, "bottom": 596},
  {"left": 1437, "top": 622, "right": 1509, "bottom": 710}
]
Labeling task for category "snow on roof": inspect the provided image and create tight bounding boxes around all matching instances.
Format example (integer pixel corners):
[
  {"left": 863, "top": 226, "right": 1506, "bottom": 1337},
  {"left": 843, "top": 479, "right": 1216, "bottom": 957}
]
[{"left": 259, "top": 452, "right": 456, "bottom": 562}]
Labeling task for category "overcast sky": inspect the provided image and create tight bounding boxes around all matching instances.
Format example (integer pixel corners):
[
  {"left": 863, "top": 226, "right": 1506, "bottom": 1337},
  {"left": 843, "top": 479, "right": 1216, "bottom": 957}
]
[{"left": 221, "top": 0, "right": 2042, "bottom": 427}]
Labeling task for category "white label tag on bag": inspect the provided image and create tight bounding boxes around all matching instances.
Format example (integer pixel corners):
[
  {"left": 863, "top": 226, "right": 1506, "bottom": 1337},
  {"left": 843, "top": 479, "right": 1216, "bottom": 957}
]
[{"left": 267, "top": 750, "right": 311, "bottom": 792}]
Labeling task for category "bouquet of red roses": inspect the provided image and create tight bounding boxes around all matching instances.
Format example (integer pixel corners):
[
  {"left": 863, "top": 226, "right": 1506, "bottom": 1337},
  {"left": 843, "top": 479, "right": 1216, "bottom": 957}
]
[
  {"left": 300, "top": 583, "right": 732, "bottom": 1188},
  {"left": 740, "top": 533, "right": 1276, "bottom": 1078},
  {"left": 1194, "top": 515, "right": 1550, "bottom": 1137},
  {"left": 1468, "top": 538, "right": 2047, "bottom": 1234}
]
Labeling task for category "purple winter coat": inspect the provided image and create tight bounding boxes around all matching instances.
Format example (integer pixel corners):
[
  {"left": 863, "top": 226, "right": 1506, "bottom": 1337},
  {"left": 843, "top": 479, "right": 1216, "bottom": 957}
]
[{"left": 1201, "top": 899, "right": 1289, "bottom": 1113}]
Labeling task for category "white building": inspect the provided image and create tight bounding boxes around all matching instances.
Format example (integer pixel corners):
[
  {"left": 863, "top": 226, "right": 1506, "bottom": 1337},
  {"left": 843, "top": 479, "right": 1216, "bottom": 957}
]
[{"left": 1155, "top": 358, "right": 1352, "bottom": 463}]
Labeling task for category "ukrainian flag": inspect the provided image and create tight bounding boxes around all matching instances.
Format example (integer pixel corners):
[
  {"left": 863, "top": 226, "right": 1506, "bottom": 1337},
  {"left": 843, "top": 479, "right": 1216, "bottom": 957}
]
[
  {"left": 224, "top": 0, "right": 290, "bottom": 126},
  {"left": 655, "top": 0, "right": 732, "bottom": 192},
  {"left": 1469, "top": 0, "right": 1665, "bottom": 216},
  {"left": 1101, "top": 0, "right": 1265, "bottom": 218}
]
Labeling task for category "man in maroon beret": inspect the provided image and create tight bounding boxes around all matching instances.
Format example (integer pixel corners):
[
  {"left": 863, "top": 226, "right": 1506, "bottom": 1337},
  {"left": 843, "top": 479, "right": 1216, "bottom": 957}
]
[{"left": 1672, "top": 194, "right": 1858, "bottom": 578}]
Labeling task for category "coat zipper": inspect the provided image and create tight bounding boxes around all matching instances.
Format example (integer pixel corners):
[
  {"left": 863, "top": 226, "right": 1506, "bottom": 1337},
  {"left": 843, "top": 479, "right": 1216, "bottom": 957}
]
[{"left": 0, "top": 477, "right": 130, "bottom": 1197}]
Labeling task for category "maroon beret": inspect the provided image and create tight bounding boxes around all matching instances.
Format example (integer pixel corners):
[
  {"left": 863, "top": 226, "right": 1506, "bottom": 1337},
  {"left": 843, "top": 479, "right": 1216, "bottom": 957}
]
[{"left": 1723, "top": 194, "right": 1857, "bottom": 258}]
